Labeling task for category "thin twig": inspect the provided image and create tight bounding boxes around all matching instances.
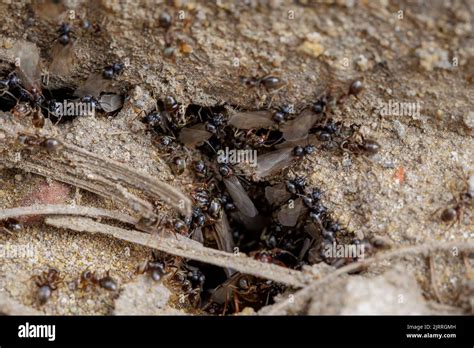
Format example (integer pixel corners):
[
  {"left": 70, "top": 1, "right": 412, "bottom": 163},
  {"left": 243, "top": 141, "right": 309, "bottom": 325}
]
[
  {"left": 45, "top": 216, "right": 309, "bottom": 287},
  {"left": 63, "top": 142, "right": 192, "bottom": 216},
  {"left": 262, "top": 241, "right": 474, "bottom": 314},
  {"left": 0, "top": 115, "right": 191, "bottom": 217},
  {"left": 0, "top": 205, "right": 138, "bottom": 226},
  {"left": 429, "top": 253, "right": 443, "bottom": 303}
]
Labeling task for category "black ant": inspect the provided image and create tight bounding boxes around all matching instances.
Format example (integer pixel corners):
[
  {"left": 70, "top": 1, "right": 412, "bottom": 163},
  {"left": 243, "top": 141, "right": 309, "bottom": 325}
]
[
  {"left": 17, "top": 134, "right": 62, "bottom": 154},
  {"left": 241, "top": 75, "right": 284, "bottom": 91},
  {"left": 141, "top": 110, "right": 166, "bottom": 133},
  {"left": 285, "top": 176, "right": 306, "bottom": 195},
  {"left": 135, "top": 97, "right": 181, "bottom": 134},
  {"left": 293, "top": 144, "right": 315, "bottom": 157},
  {"left": 207, "top": 198, "right": 222, "bottom": 219},
  {"left": 348, "top": 79, "right": 364, "bottom": 97},
  {"left": 0, "top": 72, "right": 21, "bottom": 101},
  {"left": 57, "top": 23, "right": 75, "bottom": 45},
  {"left": 204, "top": 112, "right": 227, "bottom": 137},
  {"left": 312, "top": 97, "right": 326, "bottom": 114},
  {"left": 102, "top": 62, "right": 125, "bottom": 80},
  {"left": 170, "top": 156, "right": 187, "bottom": 175},
  {"left": 340, "top": 129, "right": 381, "bottom": 156},
  {"left": 136, "top": 252, "right": 167, "bottom": 282},
  {"left": 251, "top": 249, "right": 297, "bottom": 268},
  {"left": 190, "top": 205, "right": 207, "bottom": 227},
  {"left": 159, "top": 11, "right": 173, "bottom": 29},
  {"left": 163, "top": 96, "right": 179, "bottom": 113},
  {"left": 169, "top": 264, "right": 205, "bottom": 308},
  {"left": 77, "top": 270, "right": 118, "bottom": 291},
  {"left": 435, "top": 172, "right": 473, "bottom": 227},
  {"left": 173, "top": 219, "right": 189, "bottom": 234},
  {"left": 80, "top": 95, "right": 102, "bottom": 112},
  {"left": 272, "top": 104, "right": 294, "bottom": 123},
  {"left": 192, "top": 188, "right": 211, "bottom": 209},
  {"left": 5, "top": 83, "right": 47, "bottom": 128},
  {"left": 32, "top": 268, "right": 63, "bottom": 305},
  {"left": 193, "top": 159, "right": 208, "bottom": 179}
]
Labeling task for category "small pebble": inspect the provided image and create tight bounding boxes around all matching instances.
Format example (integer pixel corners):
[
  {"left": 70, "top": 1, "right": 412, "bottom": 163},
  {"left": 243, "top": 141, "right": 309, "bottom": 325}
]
[
  {"left": 382, "top": 160, "right": 395, "bottom": 169},
  {"left": 298, "top": 41, "right": 324, "bottom": 58},
  {"left": 393, "top": 120, "right": 406, "bottom": 139},
  {"left": 355, "top": 54, "right": 369, "bottom": 71},
  {"left": 342, "top": 156, "right": 352, "bottom": 167},
  {"left": 463, "top": 111, "right": 474, "bottom": 129},
  {"left": 180, "top": 42, "right": 193, "bottom": 54},
  {"left": 3, "top": 38, "right": 13, "bottom": 49}
]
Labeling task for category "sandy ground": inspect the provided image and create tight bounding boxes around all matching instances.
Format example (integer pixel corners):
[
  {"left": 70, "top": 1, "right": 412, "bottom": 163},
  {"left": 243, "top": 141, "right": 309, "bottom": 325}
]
[{"left": 0, "top": 0, "right": 473, "bottom": 315}]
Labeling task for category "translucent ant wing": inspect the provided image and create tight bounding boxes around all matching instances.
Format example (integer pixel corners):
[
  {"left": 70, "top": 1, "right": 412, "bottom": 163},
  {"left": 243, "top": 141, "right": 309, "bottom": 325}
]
[
  {"left": 228, "top": 111, "right": 274, "bottom": 129},
  {"left": 11, "top": 41, "right": 42, "bottom": 90},
  {"left": 254, "top": 147, "right": 293, "bottom": 180},
  {"left": 223, "top": 176, "right": 258, "bottom": 218},
  {"left": 277, "top": 197, "right": 307, "bottom": 227},
  {"left": 214, "top": 211, "right": 235, "bottom": 254},
  {"left": 210, "top": 272, "right": 244, "bottom": 304},
  {"left": 275, "top": 134, "right": 318, "bottom": 149},
  {"left": 178, "top": 124, "right": 212, "bottom": 148},
  {"left": 191, "top": 227, "right": 204, "bottom": 244},
  {"left": 99, "top": 94, "right": 123, "bottom": 113},
  {"left": 299, "top": 237, "right": 312, "bottom": 261},
  {"left": 74, "top": 73, "right": 112, "bottom": 98},
  {"left": 280, "top": 109, "right": 317, "bottom": 141},
  {"left": 304, "top": 222, "right": 319, "bottom": 239},
  {"left": 49, "top": 42, "right": 75, "bottom": 76},
  {"left": 265, "top": 183, "right": 292, "bottom": 206}
]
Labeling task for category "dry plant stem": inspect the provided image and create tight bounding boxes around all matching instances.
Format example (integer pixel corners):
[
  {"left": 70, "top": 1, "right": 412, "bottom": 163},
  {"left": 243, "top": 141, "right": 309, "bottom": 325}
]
[
  {"left": 1, "top": 147, "right": 153, "bottom": 218},
  {"left": 17, "top": 160, "right": 153, "bottom": 214},
  {"left": 45, "top": 216, "right": 308, "bottom": 287},
  {"left": 264, "top": 241, "right": 474, "bottom": 314},
  {"left": 0, "top": 115, "right": 191, "bottom": 217},
  {"left": 0, "top": 204, "right": 138, "bottom": 225},
  {"left": 62, "top": 143, "right": 192, "bottom": 216},
  {"left": 429, "top": 253, "right": 443, "bottom": 303}
]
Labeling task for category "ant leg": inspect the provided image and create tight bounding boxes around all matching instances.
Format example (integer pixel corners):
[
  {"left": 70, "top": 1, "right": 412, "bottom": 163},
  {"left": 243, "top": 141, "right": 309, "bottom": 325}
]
[
  {"left": 447, "top": 217, "right": 456, "bottom": 229},
  {"left": 222, "top": 289, "right": 230, "bottom": 316},
  {"left": 54, "top": 110, "right": 64, "bottom": 126},
  {"left": 268, "top": 93, "right": 276, "bottom": 109},
  {"left": 233, "top": 293, "right": 240, "bottom": 314},
  {"left": 128, "top": 109, "right": 147, "bottom": 130},
  {"left": 457, "top": 206, "right": 463, "bottom": 227},
  {"left": 0, "top": 89, "right": 20, "bottom": 104},
  {"left": 1, "top": 226, "right": 13, "bottom": 235},
  {"left": 431, "top": 207, "right": 442, "bottom": 220}
]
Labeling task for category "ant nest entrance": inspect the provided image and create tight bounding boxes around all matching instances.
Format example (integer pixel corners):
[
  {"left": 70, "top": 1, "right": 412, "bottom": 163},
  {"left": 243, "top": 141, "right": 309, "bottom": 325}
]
[{"left": 110, "top": 94, "right": 387, "bottom": 315}]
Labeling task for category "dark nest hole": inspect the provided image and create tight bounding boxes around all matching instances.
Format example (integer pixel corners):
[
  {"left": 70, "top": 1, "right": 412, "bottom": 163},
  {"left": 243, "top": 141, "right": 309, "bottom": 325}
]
[
  {"left": 0, "top": 70, "right": 124, "bottom": 123},
  {"left": 138, "top": 101, "right": 365, "bottom": 315}
]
